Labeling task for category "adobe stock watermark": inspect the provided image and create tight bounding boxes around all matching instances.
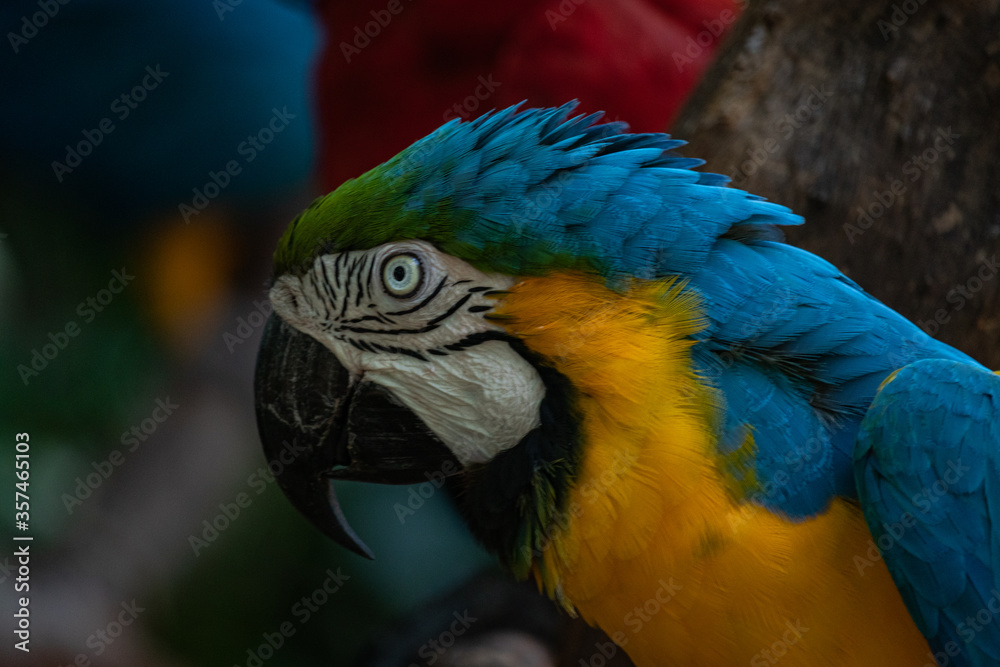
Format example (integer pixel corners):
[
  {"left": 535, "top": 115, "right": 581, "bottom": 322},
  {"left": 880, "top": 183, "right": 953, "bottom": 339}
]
[
  {"left": 712, "top": 283, "right": 796, "bottom": 371},
  {"left": 623, "top": 577, "right": 682, "bottom": 635},
  {"left": 578, "top": 636, "right": 627, "bottom": 667},
  {"left": 188, "top": 439, "right": 308, "bottom": 556},
  {"left": 233, "top": 567, "right": 350, "bottom": 667},
  {"left": 517, "top": 448, "right": 641, "bottom": 567},
  {"left": 442, "top": 75, "right": 502, "bottom": 122},
  {"left": 727, "top": 435, "right": 827, "bottom": 533},
  {"left": 546, "top": 0, "right": 588, "bottom": 30},
  {"left": 750, "top": 619, "right": 809, "bottom": 666},
  {"left": 672, "top": 4, "right": 741, "bottom": 73},
  {"left": 409, "top": 610, "right": 477, "bottom": 666},
  {"left": 877, "top": 0, "right": 929, "bottom": 40},
  {"left": 339, "top": 0, "right": 410, "bottom": 63},
  {"left": 61, "top": 397, "right": 179, "bottom": 514},
  {"left": 854, "top": 459, "right": 970, "bottom": 576},
  {"left": 579, "top": 578, "right": 682, "bottom": 666},
  {"left": 922, "top": 588, "right": 1000, "bottom": 667},
  {"left": 7, "top": 0, "right": 71, "bottom": 54},
  {"left": 730, "top": 83, "right": 835, "bottom": 184},
  {"left": 17, "top": 267, "right": 134, "bottom": 386},
  {"left": 213, "top": 0, "right": 243, "bottom": 20},
  {"left": 223, "top": 299, "right": 273, "bottom": 353},
  {"left": 918, "top": 255, "right": 1000, "bottom": 337},
  {"left": 51, "top": 65, "right": 170, "bottom": 183},
  {"left": 55, "top": 599, "right": 146, "bottom": 667},
  {"left": 393, "top": 459, "right": 461, "bottom": 523},
  {"left": 0, "top": 554, "right": 13, "bottom": 586},
  {"left": 843, "top": 126, "right": 960, "bottom": 244},
  {"left": 506, "top": 169, "right": 576, "bottom": 237},
  {"left": 178, "top": 106, "right": 296, "bottom": 223}
]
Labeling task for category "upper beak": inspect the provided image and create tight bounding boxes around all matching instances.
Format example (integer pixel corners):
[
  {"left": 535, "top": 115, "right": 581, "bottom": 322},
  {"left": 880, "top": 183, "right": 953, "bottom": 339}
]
[{"left": 253, "top": 313, "right": 462, "bottom": 559}]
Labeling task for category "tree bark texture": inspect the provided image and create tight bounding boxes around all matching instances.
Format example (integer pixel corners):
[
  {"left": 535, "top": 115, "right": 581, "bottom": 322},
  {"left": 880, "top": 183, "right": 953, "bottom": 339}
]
[{"left": 673, "top": 0, "right": 1000, "bottom": 367}]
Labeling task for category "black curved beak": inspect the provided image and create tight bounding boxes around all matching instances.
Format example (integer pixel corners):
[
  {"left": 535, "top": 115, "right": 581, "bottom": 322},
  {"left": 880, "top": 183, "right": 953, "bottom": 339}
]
[{"left": 254, "top": 313, "right": 462, "bottom": 559}]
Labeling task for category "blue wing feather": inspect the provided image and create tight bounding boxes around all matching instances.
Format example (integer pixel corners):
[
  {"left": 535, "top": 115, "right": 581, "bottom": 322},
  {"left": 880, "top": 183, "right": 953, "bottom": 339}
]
[{"left": 856, "top": 359, "right": 1000, "bottom": 665}]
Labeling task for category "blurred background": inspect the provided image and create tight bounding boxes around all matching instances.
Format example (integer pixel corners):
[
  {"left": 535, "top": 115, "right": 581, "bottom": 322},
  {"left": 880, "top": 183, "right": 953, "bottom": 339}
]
[{"left": 0, "top": 0, "right": 739, "bottom": 664}]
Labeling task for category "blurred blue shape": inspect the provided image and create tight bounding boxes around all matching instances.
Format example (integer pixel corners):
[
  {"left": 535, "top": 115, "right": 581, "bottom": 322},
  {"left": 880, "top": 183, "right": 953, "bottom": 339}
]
[
  {"left": 0, "top": 0, "right": 318, "bottom": 226},
  {"left": 334, "top": 481, "right": 496, "bottom": 615}
]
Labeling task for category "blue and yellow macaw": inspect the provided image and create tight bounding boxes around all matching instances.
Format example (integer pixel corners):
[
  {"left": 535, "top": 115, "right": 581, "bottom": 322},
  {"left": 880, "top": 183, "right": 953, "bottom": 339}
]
[{"left": 254, "top": 103, "right": 1000, "bottom": 666}]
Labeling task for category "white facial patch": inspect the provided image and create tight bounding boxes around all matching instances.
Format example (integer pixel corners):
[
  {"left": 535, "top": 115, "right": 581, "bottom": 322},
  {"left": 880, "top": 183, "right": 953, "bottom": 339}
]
[{"left": 269, "top": 240, "right": 545, "bottom": 466}]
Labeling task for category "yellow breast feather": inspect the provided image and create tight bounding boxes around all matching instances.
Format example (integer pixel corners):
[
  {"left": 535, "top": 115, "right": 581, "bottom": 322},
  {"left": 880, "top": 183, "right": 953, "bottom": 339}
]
[{"left": 495, "top": 272, "right": 928, "bottom": 666}]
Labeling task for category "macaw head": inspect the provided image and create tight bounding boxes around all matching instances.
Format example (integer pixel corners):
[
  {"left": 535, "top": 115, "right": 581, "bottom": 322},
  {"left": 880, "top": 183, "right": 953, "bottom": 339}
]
[{"left": 254, "top": 102, "right": 798, "bottom": 573}]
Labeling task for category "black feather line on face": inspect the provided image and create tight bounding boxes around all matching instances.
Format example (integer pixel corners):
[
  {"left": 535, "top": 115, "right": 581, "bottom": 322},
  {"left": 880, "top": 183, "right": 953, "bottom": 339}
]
[{"left": 385, "top": 276, "right": 448, "bottom": 316}]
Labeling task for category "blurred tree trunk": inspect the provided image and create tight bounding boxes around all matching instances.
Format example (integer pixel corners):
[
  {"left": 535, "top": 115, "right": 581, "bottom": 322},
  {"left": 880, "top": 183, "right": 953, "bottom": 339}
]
[{"left": 673, "top": 0, "right": 1000, "bottom": 367}]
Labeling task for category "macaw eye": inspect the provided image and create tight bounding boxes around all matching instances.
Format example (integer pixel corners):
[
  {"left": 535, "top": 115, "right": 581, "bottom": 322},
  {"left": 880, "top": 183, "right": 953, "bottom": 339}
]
[{"left": 381, "top": 253, "right": 423, "bottom": 298}]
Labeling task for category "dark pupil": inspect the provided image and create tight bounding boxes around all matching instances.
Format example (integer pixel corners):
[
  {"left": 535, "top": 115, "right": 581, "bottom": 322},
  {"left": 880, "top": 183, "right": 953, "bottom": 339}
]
[{"left": 393, "top": 265, "right": 406, "bottom": 282}]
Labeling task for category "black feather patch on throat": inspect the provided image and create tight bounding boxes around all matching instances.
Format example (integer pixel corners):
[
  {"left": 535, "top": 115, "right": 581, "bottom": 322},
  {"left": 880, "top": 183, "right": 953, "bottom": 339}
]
[{"left": 452, "top": 339, "right": 583, "bottom": 580}]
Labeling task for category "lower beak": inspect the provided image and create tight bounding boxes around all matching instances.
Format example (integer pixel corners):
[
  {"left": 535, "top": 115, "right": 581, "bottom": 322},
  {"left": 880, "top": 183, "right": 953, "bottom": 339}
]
[{"left": 253, "top": 313, "right": 462, "bottom": 558}]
